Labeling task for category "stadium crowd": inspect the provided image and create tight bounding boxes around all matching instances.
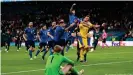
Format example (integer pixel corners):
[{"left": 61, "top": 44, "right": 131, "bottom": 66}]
[
  {"left": 1, "top": 2, "right": 133, "bottom": 75},
  {"left": 1, "top": 1, "right": 133, "bottom": 42}
]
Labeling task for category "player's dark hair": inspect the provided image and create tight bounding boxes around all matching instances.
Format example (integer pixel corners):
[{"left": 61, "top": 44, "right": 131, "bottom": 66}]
[{"left": 85, "top": 15, "right": 90, "bottom": 18}]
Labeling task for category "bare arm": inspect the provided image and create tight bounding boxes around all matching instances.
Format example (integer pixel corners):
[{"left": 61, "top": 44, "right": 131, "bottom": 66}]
[
  {"left": 23, "top": 33, "right": 27, "bottom": 41},
  {"left": 65, "top": 23, "right": 75, "bottom": 31},
  {"left": 47, "top": 32, "right": 54, "bottom": 39},
  {"left": 70, "top": 3, "right": 76, "bottom": 13},
  {"left": 37, "top": 31, "right": 41, "bottom": 41}
]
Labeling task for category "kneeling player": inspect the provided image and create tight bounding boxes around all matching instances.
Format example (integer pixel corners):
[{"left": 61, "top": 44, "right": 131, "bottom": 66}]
[{"left": 45, "top": 45, "right": 84, "bottom": 75}]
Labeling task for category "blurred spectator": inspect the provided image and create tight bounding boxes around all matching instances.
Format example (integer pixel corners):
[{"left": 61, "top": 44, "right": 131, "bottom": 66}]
[{"left": 1, "top": 1, "right": 133, "bottom": 42}]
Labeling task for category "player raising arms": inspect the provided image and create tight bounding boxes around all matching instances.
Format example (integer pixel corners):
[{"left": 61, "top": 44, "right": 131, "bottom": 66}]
[
  {"left": 34, "top": 25, "right": 48, "bottom": 59},
  {"left": 47, "top": 21, "right": 57, "bottom": 55},
  {"left": 68, "top": 3, "right": 78, "bottom": 49},
  {"left": 78, "top": 15, "right": 94, "bottom": 62},
  {"left": 45, "top": 45, "right": 84, "bottom": 75},
  {"left": 23, "top": 22, "right": 36, "bottom": 60}
]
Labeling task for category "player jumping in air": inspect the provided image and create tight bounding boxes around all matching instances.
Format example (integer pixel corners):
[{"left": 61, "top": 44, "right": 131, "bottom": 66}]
[
  {"left": 34, "top": 25, "right": 48, "bottom": 59},
  {"left": 23, "top": 22, "right": 36, "bottom": 60},
  {"left": 68, "top": 3, "right": 77, "bottom": 49},
  {"left": 45, "top": 45, "right": 84, "bottom": 75},
  {"left": 65, "top": 18, "right": 79, "bottom": 53}
]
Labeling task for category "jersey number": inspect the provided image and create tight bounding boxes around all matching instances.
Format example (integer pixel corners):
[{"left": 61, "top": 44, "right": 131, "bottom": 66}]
[{"left": 51, "top": 56, "right": 54, "bottom": 63}]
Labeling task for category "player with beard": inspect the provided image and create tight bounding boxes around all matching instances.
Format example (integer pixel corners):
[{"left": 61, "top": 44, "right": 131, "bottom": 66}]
[
  {"left": 78, "top": 15, "right": 94, "bottom": 62},
  {"left": 23, "top": 22, "right": 36, "bottom": 60}
]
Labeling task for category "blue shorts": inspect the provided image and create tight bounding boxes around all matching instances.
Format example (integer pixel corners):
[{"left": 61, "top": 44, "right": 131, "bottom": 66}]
[
  {"left": 39, "top": 42, "right": 47, "bottom": 49},
  {"left": 27, "top": 40, "right": 35, "bottom": 48},
  {"left": 48, "top": 40, "right": 55, "bottom": 48},
  {"left": 55, "top": 39, "right": 65, "bottom": 46}
]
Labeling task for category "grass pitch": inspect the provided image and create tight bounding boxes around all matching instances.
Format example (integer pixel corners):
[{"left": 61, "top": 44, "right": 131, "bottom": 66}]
[{"left": 1, "top": 46, "right": 133, "bottom": 75}]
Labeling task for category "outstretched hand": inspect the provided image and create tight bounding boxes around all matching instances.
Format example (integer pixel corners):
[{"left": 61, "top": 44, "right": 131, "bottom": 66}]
[{"left": 73, "top": 3, "right": 76, "bottom": 6}]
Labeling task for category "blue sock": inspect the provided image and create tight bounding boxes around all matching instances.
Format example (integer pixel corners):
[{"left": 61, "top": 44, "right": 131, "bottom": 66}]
[
  {"left": 35, "top": 50, "right": 40, "bottom": 56},
  {"left": 49, "top": 48, "right": 53, "bottom": 55},
  {"left": 42, "top": 50, "right": 47, "bottom": 57},
  {"left": 42, "top": 48, "right": 46, "bottom": 52},
  {"left": 29, "top": 50, "right": 32, "bottom": 58},
  {"left": 66, "top": 45, "right": 70, "bottom": 52}
]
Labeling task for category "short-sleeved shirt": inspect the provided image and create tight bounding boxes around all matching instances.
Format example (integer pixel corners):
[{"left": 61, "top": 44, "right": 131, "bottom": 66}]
[
  {"left": 47, "top": 27, "right": 55, "bottom": 41},
  {"left": 45, "top": 53, "right": 74, "bottom": 75},
  {"left": 102, "top": 32, "right": 107, "bottom": 39},
  {"left": 39, "top": 29, "right": 48, "bottom": 43},
  {"left": 24, "top": 27, "right": 36, "bottom": 41},
  {"left": 94, "top": 31, "right": 101, "bottom": 40},
  {"left": 69, "top": 23, "right": 77, "bottom": 33},
  {"left": 54, "top": 26, "right": 64, "bottom": 42},
  {"left": 69, "top": 13, "right": 77, "bottom": 24},
  {"left": 79, "top": 22, "right": 93, "bottom": 38},
  {"left": 61, "top": 31, "right": 71, "bottom": 41}
]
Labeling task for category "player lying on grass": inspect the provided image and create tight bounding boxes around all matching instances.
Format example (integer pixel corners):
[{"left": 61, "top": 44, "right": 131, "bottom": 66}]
[{"left": 45, "top": 45, "right": 84, "bottom": 75}]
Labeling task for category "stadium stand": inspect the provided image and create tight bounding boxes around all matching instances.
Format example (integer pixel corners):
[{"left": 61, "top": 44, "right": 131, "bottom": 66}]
[{"left": 1, "top": 1, "right": 133, "bottom": 42}]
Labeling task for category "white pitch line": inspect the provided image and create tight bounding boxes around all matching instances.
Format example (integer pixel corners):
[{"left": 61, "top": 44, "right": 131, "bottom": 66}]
[
  {"left": 1, "top": 69, "right": 45, "bottom": 75},
  {"left": 103, "top": 52, "right": 133, "bottom": 54},
  {"left": 2, "top": 60, "right": 133, "bottom": 75},
  {"left": 80, "top": 60, "right": 133, "bottom": 67}
]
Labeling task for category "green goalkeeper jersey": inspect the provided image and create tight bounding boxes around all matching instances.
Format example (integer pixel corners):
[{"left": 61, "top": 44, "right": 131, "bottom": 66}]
[{"left": 45, "top": 53, "right": 74, "bottom": 75}]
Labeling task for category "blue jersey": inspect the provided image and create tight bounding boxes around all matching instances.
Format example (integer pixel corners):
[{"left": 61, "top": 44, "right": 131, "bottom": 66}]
[
  {"left": 25, "top": 27, "right": 36, "bottom": 41},
  {"left": 69, "top": 23, "right": 77, "bottom": 33},
  {"left": 69, "top": 13, "right": 77, "bottom": 24},
  {"left": 54, "top": 26, "right": 64, "bottom": 42},
  {"left": 61, "top": 31, "right": 71, "bottom": 41},
  {"left": 39, "top": 29, "right": 48, "bottom": 43},
  {"left": 47, "top": 27, "right": 55, "bottom": 41}
]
